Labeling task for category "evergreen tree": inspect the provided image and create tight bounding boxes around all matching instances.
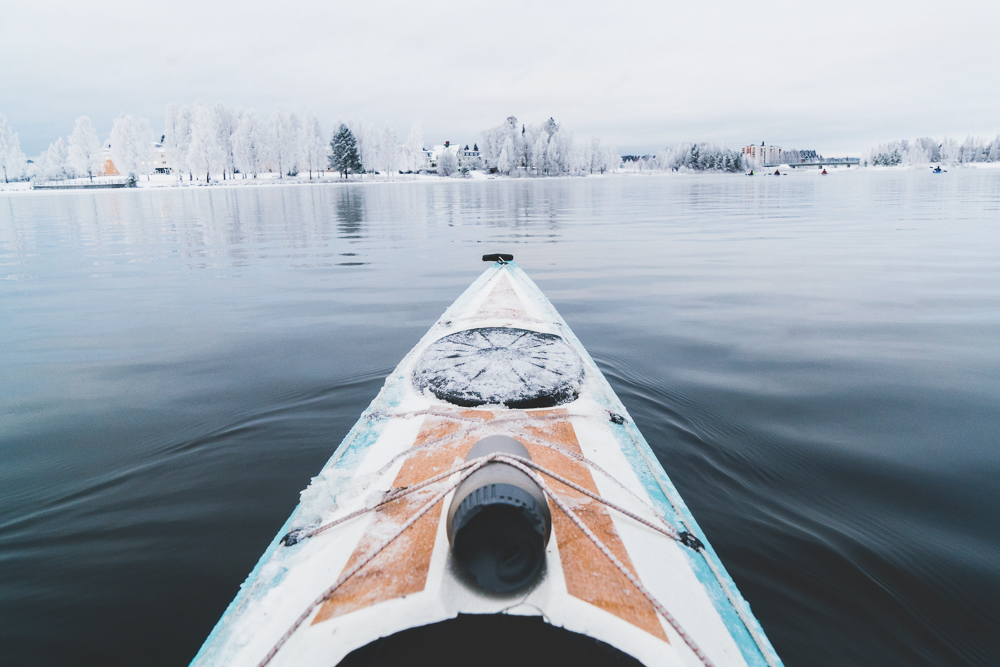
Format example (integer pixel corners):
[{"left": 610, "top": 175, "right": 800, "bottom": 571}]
[{"left": 328, "top": 124, "right": 362, "bottom": 178}]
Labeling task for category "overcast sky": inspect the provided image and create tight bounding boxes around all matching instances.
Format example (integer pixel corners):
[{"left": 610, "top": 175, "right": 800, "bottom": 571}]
[{"left": 2, "top": 0, "right": 998, "bottom": 156}]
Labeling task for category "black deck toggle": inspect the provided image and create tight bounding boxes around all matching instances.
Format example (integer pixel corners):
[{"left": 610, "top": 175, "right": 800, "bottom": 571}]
[
  {"left": 281, "top": 528, "right": 308, "bottom": 547},
  {"left": 679, "top": 531, "right": 705, "bottom": 551},
  {"left": 482, "top": 253, "right": 513, "bottom": 263}
]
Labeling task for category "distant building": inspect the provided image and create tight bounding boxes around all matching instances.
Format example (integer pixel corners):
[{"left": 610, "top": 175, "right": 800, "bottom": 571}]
[
  {"left": 418, "top": 148, "right": 432, "bottom": 170},
  {"left": 743, "top": 143, "right": 783, "bottom": 165},
  {"left": 422, "top": 142, "right": 485, "bottom": 171},
  {"left": 429, "top": 141, "right": 461, "bottom": 168},
  {"left": 459, "top": 144, "right": 482, "bottom": 170},
  {"left": 101, "top": 142, "right": 119, "bottom": 176},
  {"left": 146, "top": 138, "right": 171, "bottom": 174},
  {"left": 101, "top": 138, "right": 172, "bottom": 176}
]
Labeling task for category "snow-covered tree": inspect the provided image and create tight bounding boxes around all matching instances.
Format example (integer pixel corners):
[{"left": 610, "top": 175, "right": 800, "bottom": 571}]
[
  {"left": 481, "top": 115, "right": 589, "bottom": 175},
  {"left": 29, "top": 150, "right": 48, "bottom": 181},
  {"left": 212, "top": 102, "right": 239, "bottom": 179},
  {"left": 524, "top": 119, "right": 575, "bottom": 175},
  {"left": 939, "top": 137, "right": 959, "bottom": 163},
  {"left": 349, "top": 121, "right": 378, "bottom": 176},
  {"left": 865, "top": 134, "right": 1000, "bottom": 167},
  {"left": 905, "top": 141, "right": 929, "bottom": 165},
  {"left": 437, "top": 145, "right": 458, "bottom": 176},
  {"left": 286, "top": 112, "right": 302, "bottom": 176},
  {"left": 0, "top": 114, "right": 28, "bottom": 183},
  {"left": 497, "top": 137, "right": 512, "bottom": 175},
  {"left": 233, "top": 110, "right": 265, "bottom": 177},
  {"left": 68, "top": 116, "right": 102, "bottom": 181},
  {"left": 914, "top": 137, "right": 939, "bottom": 163},
  {"left": 404, "top": 121, "right": 423, "bottom": 172},
  {"left": 164, "top": 102, "right": 179, "bottom": 156},
  {"left": 379, "top": 123, "right": 398, "bottom": 178},
  {"left": 110, "top": 114, "right": 155, "bottom": 180},
  {"left": 300, "top": 109, "right": 326, "bottom": 179},
  {"left": 532, "top": 132, "right": 549, "bottom": 174},
  {"left": 44, "top": 137, "right": 70, "bottom": 180},
  {"left": 164, "top": 103, "right": 193, "bottom": 179},
  {"left": 329, "top": 123, "right": 361, "bottom": 178},
  {"left": 186, "top": 103, "right": 221, "bottom": 182},
  {"left": 585, "top": 137, "right": 602, "bottom": 174},
  {"left": 601, "top": 145, "right": 619, "bottom": 173},
  {"left": 266, "top": 107, "right": 295, "bottom": 178},
  {"left": 655, "top": 142, "right": 742, "bottom": 172},
  {"left": 518, "top": 123, "right": 534, "bottom": 172},
  {"left": 481, "top": 116, "right": 521, "bottom": 173}
]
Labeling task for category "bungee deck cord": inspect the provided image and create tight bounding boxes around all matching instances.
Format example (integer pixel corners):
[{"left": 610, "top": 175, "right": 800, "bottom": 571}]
[{"left": 261, "top": 452, "right": 719, "bottom": 667}]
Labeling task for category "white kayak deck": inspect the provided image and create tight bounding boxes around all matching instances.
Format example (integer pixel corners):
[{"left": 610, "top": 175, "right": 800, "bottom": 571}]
[{"left": 190, "top": 262, "right": 783, "bottom": 667}]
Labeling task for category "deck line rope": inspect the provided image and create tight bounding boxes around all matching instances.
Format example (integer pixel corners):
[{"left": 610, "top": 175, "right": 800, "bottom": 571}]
[
  {"left": 296, "top": 462, "right": 479, "bottom": 542},
  {"left": 499, "top": 454, "right": 682, "bottom": 541},
  {"left": 263, "top": 453, "right": 711, "bottom": 667},
  {"left": 497, "top": 456, "right": 716, "bottom": 667},
  {"left": 365, "top": 416, "right": 671, "bottom": 531},
  {"left": 621, "top": 425, "right": 781, "bottom": 667},
  {"left": 291, "top": 423, "right": 777, "bottom": 667},
  {"left": 298, "top": 453, "right": 681, "bottom": 546},
  {"left": 258, "top": 459, "right": 489, "bottom": 667}
]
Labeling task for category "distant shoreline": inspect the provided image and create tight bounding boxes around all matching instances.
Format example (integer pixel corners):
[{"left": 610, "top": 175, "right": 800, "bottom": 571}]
[{"left": 4, "top": 162, "right": 1000, "bottom": 195}]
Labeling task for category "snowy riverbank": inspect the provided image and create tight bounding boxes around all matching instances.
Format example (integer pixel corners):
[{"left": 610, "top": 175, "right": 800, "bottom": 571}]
[
  {"left": 0, "top": 170, "right": 494, "bottom": 194},
  {"left": 7, "top": 161, "right": 997, "bottom": 196}
]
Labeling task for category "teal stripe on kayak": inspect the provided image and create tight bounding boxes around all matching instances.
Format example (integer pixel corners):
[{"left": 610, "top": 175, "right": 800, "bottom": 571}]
[
  {"left": 189, "top": 409, "right": 394, "bottom": 667},
  {"left": 508, "top": 263, "right": 782, "bottom": 667},
  {"left": 190, "top": 264, "right": 503, "bottom": 666}
]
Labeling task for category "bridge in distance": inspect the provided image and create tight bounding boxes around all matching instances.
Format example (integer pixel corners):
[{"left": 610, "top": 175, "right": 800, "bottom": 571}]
[{"left": 765, "top": 157, "right": 861, "bottom": 168}]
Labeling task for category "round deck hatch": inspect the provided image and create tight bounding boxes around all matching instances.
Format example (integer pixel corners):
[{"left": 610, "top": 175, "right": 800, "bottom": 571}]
[{"left": 413, "top": 327, "right": 584, "bottom": 409}]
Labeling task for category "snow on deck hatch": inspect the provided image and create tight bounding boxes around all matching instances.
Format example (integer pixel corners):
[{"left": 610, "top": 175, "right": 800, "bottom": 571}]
[{"left": 413, "top": 327, "right": 584, "bottom": 409}]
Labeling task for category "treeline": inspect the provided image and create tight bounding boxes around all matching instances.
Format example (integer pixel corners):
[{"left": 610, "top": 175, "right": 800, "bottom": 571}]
[
  {"left": 480, "top": 116, "right": 618, "bottom": 176},
  {"left": 621, "top": 142, "right": 744, "bottom": 173},
  {"left": 781, "top": 149, "right": 822, "bottom": 163},
  {"left": 163, "top": 103, "right": 426, "bottom": 181},
  {"left": 1, "top": 106, "right": 626, "bottom": 183},
  {"left": 866, "top": 136, "right": 1000, "bottom": 166},
  {"left": 0, "top": 104, "right": 429, "bottom": 183}
]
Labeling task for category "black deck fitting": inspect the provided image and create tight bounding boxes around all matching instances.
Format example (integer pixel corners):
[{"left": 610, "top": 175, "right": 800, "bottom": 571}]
[
  {"left": 679, "top": 531, "right": 705, "bottom": 551},
  {"left": 482, "top": 253, "right": 513, "bottom": 263}
]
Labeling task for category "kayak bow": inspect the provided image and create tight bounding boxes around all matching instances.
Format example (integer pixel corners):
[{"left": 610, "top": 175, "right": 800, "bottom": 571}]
[{"left": 191, "top": 259, "right": 783, "bottom": 667}]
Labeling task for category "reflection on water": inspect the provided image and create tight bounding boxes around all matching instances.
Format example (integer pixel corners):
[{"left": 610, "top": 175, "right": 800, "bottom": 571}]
[
  {"left": 0, "top": 182, "right": 584, "bottom": 276},
  {"left": 2, "top": 173, "right": 999, "bottom": 667}
]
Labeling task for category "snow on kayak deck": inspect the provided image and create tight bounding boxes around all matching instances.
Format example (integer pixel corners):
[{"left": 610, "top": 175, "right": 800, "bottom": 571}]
[{"left": 190, "top": 262, "right": 783, "bottom": 667}]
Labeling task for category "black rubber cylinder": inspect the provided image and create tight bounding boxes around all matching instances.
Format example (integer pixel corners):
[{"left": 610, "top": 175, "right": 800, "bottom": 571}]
[{"left": 446, "top": 436, "right": 551, "bottom": 593}]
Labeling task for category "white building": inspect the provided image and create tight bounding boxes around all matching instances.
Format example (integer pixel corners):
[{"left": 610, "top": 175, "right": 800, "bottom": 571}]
[
  {"left": 743, "top": 143, "right": 783, "bottom": 166},
  {"left": 146, "top": 140, "right": 171, "bottom": 174},
  {"left": 459, "top": 144, "right": 482, "bottom": 170},
  {"left": 428, "top": 141, "right": 460, "bottom": 167},
  {"left": 422, "top": 141, "right": 482, "bottom": 171},
  {"left": 102, "top": 139, "right": 172, "bottom": 176}
]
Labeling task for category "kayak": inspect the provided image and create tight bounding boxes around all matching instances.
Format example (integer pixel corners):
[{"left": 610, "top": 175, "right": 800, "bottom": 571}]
[{"left": 191, "top": 256, "right": 783, "bottom": 667}]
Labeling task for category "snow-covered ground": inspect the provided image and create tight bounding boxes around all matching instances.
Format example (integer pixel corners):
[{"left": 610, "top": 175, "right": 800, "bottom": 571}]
[
  {"left": 0, "top": 171, "right": 486, "bottom": 194},
  {"left": 0, "top": 169, "right": 614, "bottom": 194},
  {"left": 5, "top": 161, "right": 998, "bottom": 196}
]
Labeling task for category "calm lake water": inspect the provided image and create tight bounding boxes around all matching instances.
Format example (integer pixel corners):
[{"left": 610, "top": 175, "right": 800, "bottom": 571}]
[{"left": 2, "top": 171, "right": 998, "bottom": 667}]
